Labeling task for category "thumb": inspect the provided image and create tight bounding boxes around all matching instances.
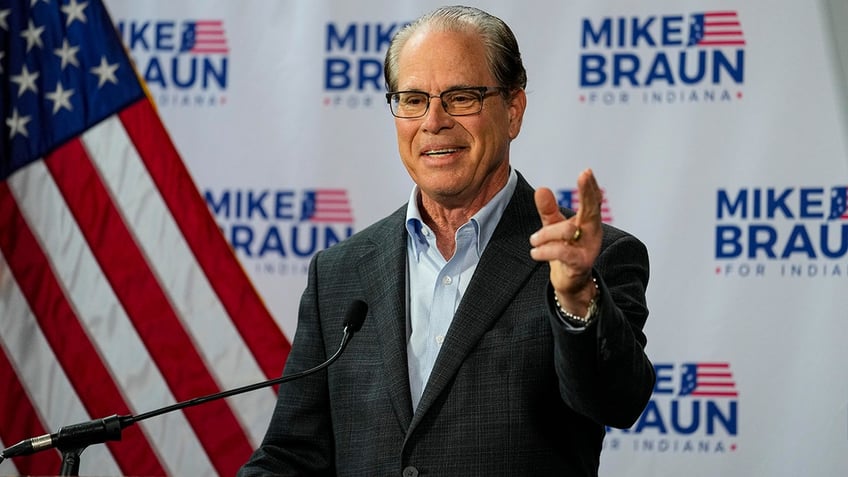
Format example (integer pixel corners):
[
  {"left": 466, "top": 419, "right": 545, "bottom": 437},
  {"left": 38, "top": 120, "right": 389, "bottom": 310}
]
[{"left": 534, "top": 187, "right": 564, "bottom": 226}]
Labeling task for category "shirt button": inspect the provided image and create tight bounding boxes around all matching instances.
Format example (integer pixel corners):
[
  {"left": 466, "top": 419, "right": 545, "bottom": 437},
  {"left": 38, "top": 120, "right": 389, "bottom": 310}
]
[
  {"left": 435, "top": 335, "right": 445, "bottom": 345},
  {"left": 442, "top": 276, "right": 452, "bottom": 285},
  {"left": 402, "top": 466, "right": 419, "bottom": 477}
]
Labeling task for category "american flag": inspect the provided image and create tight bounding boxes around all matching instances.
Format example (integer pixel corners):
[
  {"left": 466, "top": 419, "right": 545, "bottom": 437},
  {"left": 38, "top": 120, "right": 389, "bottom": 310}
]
[
  {"left": 180, "top": 20, "right": 229, "bottom": 55},
  {"left": 828, "top": 186, "right": 848, "bottom": 219},
  {"left": 556, "top": 188, "right": 614, "bottom": 223},
  {"left": 679, "top": 362, "right": 739, "bottom": 398},
  {"left": 687, "top": 11, "right": 746, "bottom": 47},
  {"left": 0, "top": 1, "right": 289, "bottom": 475},
  {"left": 300, "top": 188, "right": 354, "bottom": 223}
]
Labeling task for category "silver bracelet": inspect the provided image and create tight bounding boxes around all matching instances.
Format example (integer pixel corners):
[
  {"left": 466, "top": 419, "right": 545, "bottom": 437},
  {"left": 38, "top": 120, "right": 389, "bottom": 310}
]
[{"left": 553, "top": 277, "right": 599, "bottom": 324}]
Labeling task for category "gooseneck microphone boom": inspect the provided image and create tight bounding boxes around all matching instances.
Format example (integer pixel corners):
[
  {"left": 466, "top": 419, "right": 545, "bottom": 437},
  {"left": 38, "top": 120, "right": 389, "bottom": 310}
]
[{"left": 0, "top": 299, "right": 368, "bottom": 475}]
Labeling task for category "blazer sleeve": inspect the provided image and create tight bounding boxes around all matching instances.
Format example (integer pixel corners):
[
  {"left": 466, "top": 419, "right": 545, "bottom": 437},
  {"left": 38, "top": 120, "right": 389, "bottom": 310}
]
[
  {"left": 238, "top": 254, "right": 336, "bottom": 477},
  {"left": 547, "top": 227, "right": 655, "bottom": 429}
]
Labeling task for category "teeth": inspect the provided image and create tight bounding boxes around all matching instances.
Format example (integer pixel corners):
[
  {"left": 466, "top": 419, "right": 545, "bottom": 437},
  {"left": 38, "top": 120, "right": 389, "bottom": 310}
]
[{"left": 426, "top": 148, "right": 458, "bottom": 155}]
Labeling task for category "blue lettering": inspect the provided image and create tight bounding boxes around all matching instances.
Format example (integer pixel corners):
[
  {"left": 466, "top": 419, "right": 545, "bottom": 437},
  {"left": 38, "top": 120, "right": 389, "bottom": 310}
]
[
  {"left": 630, "top": 17, "right": 656, "bottom": 47},
  {"left": 579, "top": 54, "right": 607, "bottom": 87},
  {"left": 670, "top": 400, "right": 699, "bottom": 434},
  {"left": 767, "top": 188, "right": 793, "bottom": 218},
  {"left": 679, "top": 50, "right": 707, "bottom": 84},
  {"left": 799, "top": 188, "right": 825, "bottom": 218},
  {"left": 581, "top": 18, "right": 611, "bottom": 47},
  {"left": 706, "top": 401, "right": 737, "bottom": 435},
  {"left": 821, "top": 223, "right": 848, "bottom": 258},
  {"left": 129, "top": 21, "right": 150, "bottom": 50},
  {"left": 327, "top": 23, "right": 356, "bottom": 51},
  {"left": 259, "top": 226, "right": 286, "bottom": 257},
  {"left": 325, "top": 58, "right": 352, "bottom": 89},
  {"left": 156, "top": 22, "right": 175, "bottom": 51},
  {"left": 230, "top": 225, "right": 254, "bottom": 257},
  {"left": 275, "top": 191, "right": 296, "bottom": 220},
  {"left": 713, "top": 49, "right": 744, "bottom": 84},
  {"left": 203, "top": 57, "right": 227, "bottom": 89},
  {"left": 781, "top": 225, "right": 815, "bottom": 258},
  {"left": 205, "top": 190, "right": 231, "bottom": 218},
  {"left": 144, "top": 57, "right": 166, "bottom": 88},
  {"left": 748, "top": 224, "right": 778, "bottom": 259},
  {"left": 246, "top": 191, "right": 268, "bottom": 220},
  {"left": 291, "top": 226, "right": 318, "bottom": 257},
  {"left": 715, "top": 225, "right": 743, "bottom": 258},
  {"left": 358, "top": 58, "right": 383, "bottom": 90},
  {"left": 661, "top": 16, "right": 684, "bottom": 45},
  {"left": 644, "top": 53, "right": 674, "bottom": 86},
  {"left": 717, "top": 189, "right": 747, "bottom": 219},
  {"left": 653, "top": 364, "right": 674, "bottom": 394},
  {"left": 171, "top": 56, "right": 197, "bottom": 88},
  {"left": 613, "top": 54, "right": 640, "bottom": 86}
]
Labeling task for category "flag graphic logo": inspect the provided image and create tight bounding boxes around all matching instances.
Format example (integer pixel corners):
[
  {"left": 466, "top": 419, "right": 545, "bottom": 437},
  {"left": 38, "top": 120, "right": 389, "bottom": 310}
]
[
  {"left": 688, "top": 11, "right": 746, "bottom": 47},
  {"left": 828, "top": 186, "right": 848, "bottom": 219},
  {"left": 180, "top": 19, "right": 229, "bottom": 55},
  {"left": 679, "top": 363, "right": 739, "bottom": 398},
  {"left": 556, "top": 188, "right": 614, "bottom": 223},
  {"left": 300, "top": 189, "right": 355, "bottom": 223},
  {"left": 0, "top": 1, "right": 288, "bottom": 475}
]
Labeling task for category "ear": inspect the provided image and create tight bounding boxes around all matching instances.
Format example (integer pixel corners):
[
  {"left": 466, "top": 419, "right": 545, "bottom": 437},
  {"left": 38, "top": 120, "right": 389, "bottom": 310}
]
[{"left": 507, "top": 88, "right": 527, "bottom": 140}]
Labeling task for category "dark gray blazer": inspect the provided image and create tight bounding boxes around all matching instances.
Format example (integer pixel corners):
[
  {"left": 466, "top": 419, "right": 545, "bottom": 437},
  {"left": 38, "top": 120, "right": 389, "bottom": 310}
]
[{"left": 239, "top": 172, "right": 654, "bottom": 476}]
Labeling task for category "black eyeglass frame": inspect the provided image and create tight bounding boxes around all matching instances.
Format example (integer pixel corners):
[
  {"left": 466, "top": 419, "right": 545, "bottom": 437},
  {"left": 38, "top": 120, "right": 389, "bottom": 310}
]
[{"left": 385, "top": 86, "right": 507, "bottom": 118}]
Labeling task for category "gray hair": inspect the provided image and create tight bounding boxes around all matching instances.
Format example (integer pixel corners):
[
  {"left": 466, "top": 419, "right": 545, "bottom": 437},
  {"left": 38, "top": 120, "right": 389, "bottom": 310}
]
[{"left": 383, "top": 5, "right": 527, "bottom": 93}]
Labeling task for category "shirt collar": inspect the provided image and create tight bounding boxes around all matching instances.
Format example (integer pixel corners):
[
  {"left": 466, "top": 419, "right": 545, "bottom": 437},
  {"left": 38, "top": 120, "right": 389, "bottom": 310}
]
[{"left": 405, "top": 168, "right": 518, "bottom": 261}]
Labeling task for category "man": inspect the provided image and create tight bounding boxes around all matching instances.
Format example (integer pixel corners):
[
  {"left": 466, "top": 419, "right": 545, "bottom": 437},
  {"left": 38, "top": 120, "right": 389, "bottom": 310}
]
[{"left": 240, "top": 5, "right": 654, "bottom": 476}]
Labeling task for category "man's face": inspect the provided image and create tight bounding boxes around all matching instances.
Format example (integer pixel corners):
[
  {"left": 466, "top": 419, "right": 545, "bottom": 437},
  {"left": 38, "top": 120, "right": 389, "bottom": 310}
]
[{"left": 393, "top": 28, "right": 526, "bottom": 209}]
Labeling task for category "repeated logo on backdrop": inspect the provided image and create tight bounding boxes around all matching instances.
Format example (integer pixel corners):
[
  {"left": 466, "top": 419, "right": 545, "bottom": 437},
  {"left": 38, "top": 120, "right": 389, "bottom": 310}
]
[
  {"left": 578, "top": 10, "right": 746, "bottom": 106},
  {"left": 715, "top": 185, "right": 848, "bottom": 278},
  {"left": 556, "top": 188, "right": 614, "bottom": 223},
  {"left": 205, "top": 188, "right": 355, "bottom": 275},
  {"left": 323, "top": 20, "right": 407, "bottom": 110},
  {"left": 116, "top": 18, "right": 229, "bottom": 107},
  {"left": 605, "top": 362, "right": 739, "bottom": 455}
]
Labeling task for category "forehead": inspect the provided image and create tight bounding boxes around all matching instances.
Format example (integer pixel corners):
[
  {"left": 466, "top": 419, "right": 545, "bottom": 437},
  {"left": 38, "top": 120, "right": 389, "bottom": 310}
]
[{"left": 395, "top": 28, "right": 493, "bottom": 89}]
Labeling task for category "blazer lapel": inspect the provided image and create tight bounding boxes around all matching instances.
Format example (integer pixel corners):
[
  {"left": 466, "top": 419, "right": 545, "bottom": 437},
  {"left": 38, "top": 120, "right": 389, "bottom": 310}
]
[
  {"left": 357, "top": 207, "right": 415, "bottom": 430},
  {"left": 409, "top": 175, "right": 543, "bottom": 430}
]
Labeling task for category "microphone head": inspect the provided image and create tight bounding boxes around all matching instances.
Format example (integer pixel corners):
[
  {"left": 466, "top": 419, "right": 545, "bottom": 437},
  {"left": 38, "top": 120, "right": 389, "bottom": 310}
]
[{"left": 343, "top": 300, "right": 368, "bottom": 333}]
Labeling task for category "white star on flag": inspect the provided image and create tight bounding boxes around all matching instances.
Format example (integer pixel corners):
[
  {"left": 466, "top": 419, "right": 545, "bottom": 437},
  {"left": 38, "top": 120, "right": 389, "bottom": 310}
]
[
  {"left": 54, "top": 38, "right": 81, "bottom": 70},
  {"left": 10, "top": 65, "right": 40, "bottom": 97},
  {"left": 6, "top": 109, "right": 32, "bottom": 138},
  {"left": 20, "top": 19, "right": 45, "bottom": 52},
  {"left": 45, "top": 83, "right": 75, "bottom": 114},
  {"left": 61, "top": 0, "right": 88, "bottom": 26},
  {"left": 90, "top": 56, "right": 119, "bottom": 87}
]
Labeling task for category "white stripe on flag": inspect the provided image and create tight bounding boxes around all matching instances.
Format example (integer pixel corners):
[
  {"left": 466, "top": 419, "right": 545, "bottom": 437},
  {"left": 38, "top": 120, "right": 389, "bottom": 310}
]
[
  {"left": 7, "top": 160, "right": 216, "bottom": 476},
  {"left": 0, "top": 251, "right": 120, "bottom": 476},
  {"left": 83, "top": 116, "right": 276, "bottom": 446}
]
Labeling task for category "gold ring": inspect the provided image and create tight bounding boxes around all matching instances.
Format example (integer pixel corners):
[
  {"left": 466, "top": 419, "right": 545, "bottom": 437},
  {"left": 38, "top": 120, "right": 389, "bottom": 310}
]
[{"left": 571, "top": 227, "right": 582, "bottom": 242}]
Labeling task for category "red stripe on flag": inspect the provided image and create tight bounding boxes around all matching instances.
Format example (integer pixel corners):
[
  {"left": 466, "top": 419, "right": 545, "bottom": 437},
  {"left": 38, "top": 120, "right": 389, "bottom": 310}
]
[
  {"left": 0, "top": 182, "right": 166, "bottom": 476},
  {"left": 119, "top": 100, "right": 291, "bottom": 381},
  {"left": 45, "top": 136, "right": 254, "bottom": 476},
  {"left": 0, "top": 341, "right": 61, "bottom": 476}
]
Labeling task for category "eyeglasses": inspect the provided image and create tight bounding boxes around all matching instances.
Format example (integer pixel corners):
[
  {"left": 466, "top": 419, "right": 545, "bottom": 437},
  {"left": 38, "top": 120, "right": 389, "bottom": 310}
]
[{"left": 385, "top": 86, "right": 505, "bottom": 119}]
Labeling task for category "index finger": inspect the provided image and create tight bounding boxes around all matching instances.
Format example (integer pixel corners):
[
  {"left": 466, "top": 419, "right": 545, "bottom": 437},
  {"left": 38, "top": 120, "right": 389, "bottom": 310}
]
[{"left": 576, "top": 168, "right": 603, "bottom": 225}]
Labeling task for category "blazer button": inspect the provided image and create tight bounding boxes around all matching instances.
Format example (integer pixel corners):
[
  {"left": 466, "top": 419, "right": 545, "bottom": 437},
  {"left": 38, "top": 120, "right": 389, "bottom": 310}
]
[{"left": 402, "top": 466, "right": 419, "bottom": 477}]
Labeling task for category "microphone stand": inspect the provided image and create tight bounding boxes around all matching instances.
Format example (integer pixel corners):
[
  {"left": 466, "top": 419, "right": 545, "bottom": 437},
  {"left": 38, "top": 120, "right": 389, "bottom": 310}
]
[{"left": 2, "top": 298, "right": 367, "bottom": 476}]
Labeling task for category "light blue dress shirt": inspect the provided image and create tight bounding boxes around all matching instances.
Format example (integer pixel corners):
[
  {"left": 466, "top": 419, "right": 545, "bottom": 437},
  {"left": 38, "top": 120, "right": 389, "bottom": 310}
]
[{"left": 404, "top": 168, "right": 518, "bottom": 411}]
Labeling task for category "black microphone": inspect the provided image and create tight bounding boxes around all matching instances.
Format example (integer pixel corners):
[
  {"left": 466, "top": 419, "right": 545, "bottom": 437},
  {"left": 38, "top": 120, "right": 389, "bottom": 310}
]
[{"left": 0, "top": 299, "right": 368, "bottom": 463}]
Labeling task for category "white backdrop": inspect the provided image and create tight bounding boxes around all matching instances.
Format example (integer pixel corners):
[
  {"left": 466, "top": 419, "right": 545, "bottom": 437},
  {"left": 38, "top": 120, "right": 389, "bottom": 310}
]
[{"left": 5, "top": 0, "right": 846, "bottom": 475}]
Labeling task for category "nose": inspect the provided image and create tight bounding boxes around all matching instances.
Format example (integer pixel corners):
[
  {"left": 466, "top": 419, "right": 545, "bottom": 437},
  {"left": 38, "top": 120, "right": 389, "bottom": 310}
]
[{"left": 420, "top": 96, "right": 453, "bottom": 132}]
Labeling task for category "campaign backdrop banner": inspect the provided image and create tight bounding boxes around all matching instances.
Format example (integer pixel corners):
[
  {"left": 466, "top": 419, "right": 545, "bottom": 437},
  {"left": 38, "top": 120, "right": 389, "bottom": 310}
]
[{"left": 1, "top": 1, "right": 846, "bottom": 475}]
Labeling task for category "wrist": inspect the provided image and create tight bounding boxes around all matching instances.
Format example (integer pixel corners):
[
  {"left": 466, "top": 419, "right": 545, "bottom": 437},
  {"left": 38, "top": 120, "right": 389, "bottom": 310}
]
[{"left": 553, "top": 276, "right": 599, "bottom": 325}]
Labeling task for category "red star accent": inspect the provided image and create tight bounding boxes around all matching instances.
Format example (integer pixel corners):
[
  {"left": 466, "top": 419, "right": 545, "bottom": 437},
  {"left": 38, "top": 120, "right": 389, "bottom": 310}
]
[
  {"left": 737, "top": 91, "right": 743, "bottom": 99},
  {"left": 730, "top": 443, "right": 737, "bottom": 451},
  {"left": 579, "top": 95, "right": 585, "bottom": 102}
]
